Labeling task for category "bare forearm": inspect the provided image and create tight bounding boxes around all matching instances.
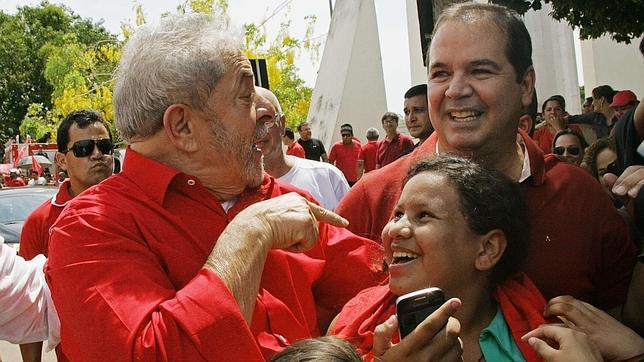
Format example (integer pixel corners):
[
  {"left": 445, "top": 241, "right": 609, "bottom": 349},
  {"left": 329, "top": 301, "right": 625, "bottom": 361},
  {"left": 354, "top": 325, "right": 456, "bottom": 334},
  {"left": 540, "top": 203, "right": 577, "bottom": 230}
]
[{"left": 204, "top": 222, "right": 270, "bottom": 324}]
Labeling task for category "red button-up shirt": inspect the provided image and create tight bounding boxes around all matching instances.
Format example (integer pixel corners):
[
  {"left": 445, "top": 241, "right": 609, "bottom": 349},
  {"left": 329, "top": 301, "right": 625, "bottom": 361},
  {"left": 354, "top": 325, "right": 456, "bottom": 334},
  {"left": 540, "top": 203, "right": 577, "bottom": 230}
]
[{"left": 45, "top": 148, "right": 384, "bottom": 361}]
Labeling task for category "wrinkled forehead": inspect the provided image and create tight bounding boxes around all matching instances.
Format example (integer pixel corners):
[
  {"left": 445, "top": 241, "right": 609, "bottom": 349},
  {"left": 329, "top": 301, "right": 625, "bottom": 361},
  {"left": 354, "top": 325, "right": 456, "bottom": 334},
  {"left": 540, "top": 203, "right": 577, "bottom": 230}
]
[{"left": 255, "top": 92, "right": 276, "bottom": 113}]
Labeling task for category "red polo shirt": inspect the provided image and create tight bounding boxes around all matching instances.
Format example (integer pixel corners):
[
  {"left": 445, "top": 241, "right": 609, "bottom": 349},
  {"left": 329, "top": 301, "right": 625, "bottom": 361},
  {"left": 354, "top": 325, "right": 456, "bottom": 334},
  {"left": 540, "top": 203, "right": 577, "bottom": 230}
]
[
  {"left": 286, "top": 142, "right": 305, "bottom": 158},
  {"left": 336, "top": 131, "right": 636, "bottom": 310},
  {"left": 19, "top": 180, "right": 73, "bottom": 260},
  {"left": 329, "top": 141, "right": 361, "bottom": 183},
  {"left": 359, "top": 141, "right": 379, "bottom": 174},
  {"left": 376, "top": 133, "right": 414, "bottom": 167},
  {"left": 45, "top": 148, "right": 385, "bottom": 361}
]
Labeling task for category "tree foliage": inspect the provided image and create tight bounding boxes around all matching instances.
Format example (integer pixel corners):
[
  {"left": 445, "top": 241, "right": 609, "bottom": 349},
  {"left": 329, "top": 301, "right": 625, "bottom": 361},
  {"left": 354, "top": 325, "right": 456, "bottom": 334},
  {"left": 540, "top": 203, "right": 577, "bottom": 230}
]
[
  {"left": 2, "top": 0, "right": 319, "bottom": 154},
  {"left": 0, "top": 1, "right": 115, "bottom": 147},
  {"left": 492, "top": 0, "right": 644, "bottom": 43},
  {"left": 182, "top": 0, "right": 320, "bottom": 129}
]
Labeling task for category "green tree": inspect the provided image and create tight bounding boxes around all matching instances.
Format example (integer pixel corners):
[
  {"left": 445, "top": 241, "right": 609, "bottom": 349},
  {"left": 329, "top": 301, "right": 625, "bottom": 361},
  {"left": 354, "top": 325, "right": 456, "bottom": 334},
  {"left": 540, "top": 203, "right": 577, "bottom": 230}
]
[
  {"left": 177, "top": 0, "right": 320, "bottom": 128},
  {"left": 0, "top": 1, "right": 115, "bottom": 148},
  {"left": 492, "top": 0, "right": 644, "bottom": 43}
]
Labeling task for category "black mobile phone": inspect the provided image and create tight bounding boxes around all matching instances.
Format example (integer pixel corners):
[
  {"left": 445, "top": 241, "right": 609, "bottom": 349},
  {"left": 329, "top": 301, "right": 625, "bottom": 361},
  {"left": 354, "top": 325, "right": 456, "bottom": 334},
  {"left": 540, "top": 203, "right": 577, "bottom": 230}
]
[{"left": 395, "top": 287, "right": 445, "bottom": 339}]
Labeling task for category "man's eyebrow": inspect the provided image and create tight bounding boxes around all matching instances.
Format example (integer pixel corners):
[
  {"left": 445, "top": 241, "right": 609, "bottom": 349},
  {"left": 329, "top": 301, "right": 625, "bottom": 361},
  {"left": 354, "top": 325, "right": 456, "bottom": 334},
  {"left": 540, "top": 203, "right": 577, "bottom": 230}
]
[
  {"left": 470, "top": 59, "right": 501, "bottom": 71},
  {"left": 428, "top": 61, "right": 447, "bottom": 70}
]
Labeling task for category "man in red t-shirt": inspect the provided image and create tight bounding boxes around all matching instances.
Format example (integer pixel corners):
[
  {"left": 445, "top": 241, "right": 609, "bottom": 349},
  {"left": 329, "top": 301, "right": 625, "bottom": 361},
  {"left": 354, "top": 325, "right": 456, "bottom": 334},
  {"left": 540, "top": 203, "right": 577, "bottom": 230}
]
[
  {"left": 376, "top": 112, "right": 414, "bottom": 168},
  {"left": 282, "top": 127, "right": 305, "bottom": 158},
  {"left": 328, "top": 124, "right": 362, "bottom": 186},
  {"left": 358, "top": 127, "right": 379, "bottom": 178}
]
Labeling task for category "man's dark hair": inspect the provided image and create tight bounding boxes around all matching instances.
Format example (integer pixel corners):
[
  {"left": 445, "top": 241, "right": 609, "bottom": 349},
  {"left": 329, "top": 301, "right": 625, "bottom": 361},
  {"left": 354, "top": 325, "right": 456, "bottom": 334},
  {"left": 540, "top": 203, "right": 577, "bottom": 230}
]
[
  {"left": 284, "top": 127, "right": 295, "bottom": 140},
  {"left": 270, "top": 336, "right": 361, "bottom": 362},
  {"left": 592, "top": 85, "right": 616, "bottom": 104},
  {"left": 404, "top": 156, "right": 529, "bottom": 285},
  {"left": 430, "top": 2, "right": 532, "bottom": 83},
  {"left": 584, "top": 96, "right": 593, "bottom": 105},
  {"left": 297, "top": 122, "right": 310, "bottom": 132},
  {"left": 542, "top": 95, "right": 566, "bottom": 114},
  {"left": 404, "top": 84, "right": 427, "bottom": 99},
  {"left": 553, "top": 128, "right": 588, "bottom": 152},
  {"left": 57, "top": 110, "right": 112, "bottom": 152},
  {"left": 381, "top": 112, "right": 399, "bottom": 125}
]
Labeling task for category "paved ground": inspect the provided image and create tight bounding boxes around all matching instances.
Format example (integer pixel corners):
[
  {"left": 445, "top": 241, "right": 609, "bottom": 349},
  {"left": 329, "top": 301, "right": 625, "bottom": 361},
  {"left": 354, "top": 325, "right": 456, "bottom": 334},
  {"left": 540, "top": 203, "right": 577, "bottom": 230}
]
[{"left": 0, "top": 341, "right": 56, "bottom": 361}]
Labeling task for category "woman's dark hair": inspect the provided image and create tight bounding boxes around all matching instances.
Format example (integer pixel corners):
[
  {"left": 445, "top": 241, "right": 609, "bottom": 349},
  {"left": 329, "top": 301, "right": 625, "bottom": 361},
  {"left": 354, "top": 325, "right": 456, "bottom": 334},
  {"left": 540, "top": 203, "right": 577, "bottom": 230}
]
[
  {"left": 592, "top": 85, "right": 616, "bottom": 104},
  {"left": 270, "top": 336, "right": 361, "bottom": 362},
  {"left": 553, "top": 128, "right": 588, "bottom": 152},
  {"left": 541, "top": 96, "right": 565, "bottom": 114},
  {"left": 404, "top": 156, "right": 530, "bottom": 285},
  {"left": 582, "top": 137, "right": 616, "bottom": 179}
]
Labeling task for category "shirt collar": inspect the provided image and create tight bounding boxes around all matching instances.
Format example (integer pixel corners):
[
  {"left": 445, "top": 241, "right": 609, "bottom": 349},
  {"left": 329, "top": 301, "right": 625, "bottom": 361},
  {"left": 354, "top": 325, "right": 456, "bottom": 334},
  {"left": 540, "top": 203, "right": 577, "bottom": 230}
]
[
  {"left": 421, "top": 131, "right": 543, "bottom": 185},
  {"left": 121, "top": 146, "right": 276, "bottom": 209},
  {"left": 51, "top": 179, "right": 74, "bottom": 207}
]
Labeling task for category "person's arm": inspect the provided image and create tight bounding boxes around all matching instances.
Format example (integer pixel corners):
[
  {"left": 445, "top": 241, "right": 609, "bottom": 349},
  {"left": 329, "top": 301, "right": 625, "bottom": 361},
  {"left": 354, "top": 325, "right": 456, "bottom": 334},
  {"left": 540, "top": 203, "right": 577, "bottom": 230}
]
[
  {"left": 46, "top": 208, "right": 262, "bottom": 360},
  {"left": 328, "top": 146, "right": 336, "bottom": 166},
  {"left": 46, "top": 193, "right": 347, "bottom": 360},
  {"left": 357, "top": 160, "right": 365, "bottom": 180},
  {"left": 634, "top": 98, "right": 644, "bottom": 141},
  {"left": 321, "top": 153, "right": 329, "bottom": 163},
  {"left": 205, "top": 193, "right": 348, "bottom": 322},
  {"left": 0, "top": 244, "right": 49, "bottom": 344}
]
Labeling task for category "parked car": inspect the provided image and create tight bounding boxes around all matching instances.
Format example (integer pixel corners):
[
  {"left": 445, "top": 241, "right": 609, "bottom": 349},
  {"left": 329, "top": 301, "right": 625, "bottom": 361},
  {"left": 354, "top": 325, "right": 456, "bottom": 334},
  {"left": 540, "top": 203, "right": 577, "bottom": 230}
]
[{"left": 0, "top": 187, "right": 56, "bottom": 249}]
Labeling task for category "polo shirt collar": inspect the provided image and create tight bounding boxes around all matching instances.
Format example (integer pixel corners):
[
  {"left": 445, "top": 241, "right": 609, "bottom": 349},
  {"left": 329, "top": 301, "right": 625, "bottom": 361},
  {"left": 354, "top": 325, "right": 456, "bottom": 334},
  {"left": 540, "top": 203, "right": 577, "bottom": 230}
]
[
  {"left": 418, "top": 130, "right": 546, "bottom": 185},
  {"left": 51, "top": 179, "right": 74, "bottom": 207}
]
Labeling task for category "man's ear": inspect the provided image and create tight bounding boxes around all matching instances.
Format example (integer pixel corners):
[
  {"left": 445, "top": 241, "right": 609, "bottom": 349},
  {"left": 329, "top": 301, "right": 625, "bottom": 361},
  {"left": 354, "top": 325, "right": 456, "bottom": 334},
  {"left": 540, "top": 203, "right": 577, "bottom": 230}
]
[
  {"left": 518, "top": 114, "right": 533, "bottom": 134},
  {"left": 474, "top": 230, "right": 507, "bottom": 272},
  {"left": 55, "top": 152, "right": 67, "bottom": 171},
  {"left": 163, "top": 104, "right": 199, "bottom": 152},
  {"left": 520, "top": 66, "right": 536, "bottom": 109}
]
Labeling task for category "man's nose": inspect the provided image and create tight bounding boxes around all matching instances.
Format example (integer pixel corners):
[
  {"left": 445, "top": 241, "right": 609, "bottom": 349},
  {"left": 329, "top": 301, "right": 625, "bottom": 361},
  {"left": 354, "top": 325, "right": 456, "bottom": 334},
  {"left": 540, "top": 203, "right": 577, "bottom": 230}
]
[{"left": 444, "top": 74, "right": 473, "bottom": 99}]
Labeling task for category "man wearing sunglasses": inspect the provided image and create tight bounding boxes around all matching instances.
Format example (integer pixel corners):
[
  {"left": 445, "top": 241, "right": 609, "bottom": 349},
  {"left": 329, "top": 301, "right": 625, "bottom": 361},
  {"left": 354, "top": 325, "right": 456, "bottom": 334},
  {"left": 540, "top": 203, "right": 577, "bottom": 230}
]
[{"left": 18, "top": 109, "right": 114, "bottom": 359}]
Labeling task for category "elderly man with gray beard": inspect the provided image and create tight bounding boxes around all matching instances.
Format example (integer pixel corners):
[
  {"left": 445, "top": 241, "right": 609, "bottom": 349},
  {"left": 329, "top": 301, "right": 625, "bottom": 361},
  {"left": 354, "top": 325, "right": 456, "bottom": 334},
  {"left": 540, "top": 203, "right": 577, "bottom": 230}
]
[{"left": 44, "top": 15, "right": 384, "bottom": 361}]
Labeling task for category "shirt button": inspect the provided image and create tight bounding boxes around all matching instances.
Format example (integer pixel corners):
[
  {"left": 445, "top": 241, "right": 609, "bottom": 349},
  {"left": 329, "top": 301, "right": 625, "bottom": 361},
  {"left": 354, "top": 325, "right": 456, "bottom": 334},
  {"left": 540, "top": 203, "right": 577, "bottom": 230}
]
[
  {"left": 276, "top": 334, "right": 288, "bottom": 345},
  {"left": 187, "top": 179, "right": 196, "bottom": 186}
]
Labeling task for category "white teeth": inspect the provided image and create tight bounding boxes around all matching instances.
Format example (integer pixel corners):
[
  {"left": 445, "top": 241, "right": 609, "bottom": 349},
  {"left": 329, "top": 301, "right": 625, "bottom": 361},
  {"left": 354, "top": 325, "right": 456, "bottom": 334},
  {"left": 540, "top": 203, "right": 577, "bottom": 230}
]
[
  {"left": 450, "top": 111, "right": 479, "bottom": 119},
  {"left": 393, "top": 251, "right": 419, "bottom": 259}
]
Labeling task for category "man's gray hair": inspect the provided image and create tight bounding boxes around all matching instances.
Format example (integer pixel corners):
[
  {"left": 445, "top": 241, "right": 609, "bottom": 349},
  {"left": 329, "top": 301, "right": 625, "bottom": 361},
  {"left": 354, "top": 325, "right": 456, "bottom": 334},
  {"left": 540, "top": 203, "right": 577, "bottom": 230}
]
[{"left": 114, "top": 14, "right": 241, "bottom": 141}]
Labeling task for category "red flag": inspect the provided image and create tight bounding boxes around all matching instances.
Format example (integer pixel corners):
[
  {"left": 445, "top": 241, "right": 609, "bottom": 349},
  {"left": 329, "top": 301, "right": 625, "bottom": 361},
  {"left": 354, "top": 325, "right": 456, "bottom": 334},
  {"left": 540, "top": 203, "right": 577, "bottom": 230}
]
[
  {"left": 32, "top": 155, "right": 43, "bottom": 176},
  {"left": 11, "top": 145, "right": 19, "bottom": 167}
]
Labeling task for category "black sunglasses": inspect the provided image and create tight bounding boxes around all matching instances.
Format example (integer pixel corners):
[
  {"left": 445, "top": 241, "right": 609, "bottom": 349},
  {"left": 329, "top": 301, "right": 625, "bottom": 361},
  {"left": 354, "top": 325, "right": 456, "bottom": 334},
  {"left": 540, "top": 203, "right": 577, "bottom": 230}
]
[
  {"left": 62, "top": 139, "right": 113, "bottom": 157},
  {"left": 553, "top": 145, "right": 580, "bottom": 156}
]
